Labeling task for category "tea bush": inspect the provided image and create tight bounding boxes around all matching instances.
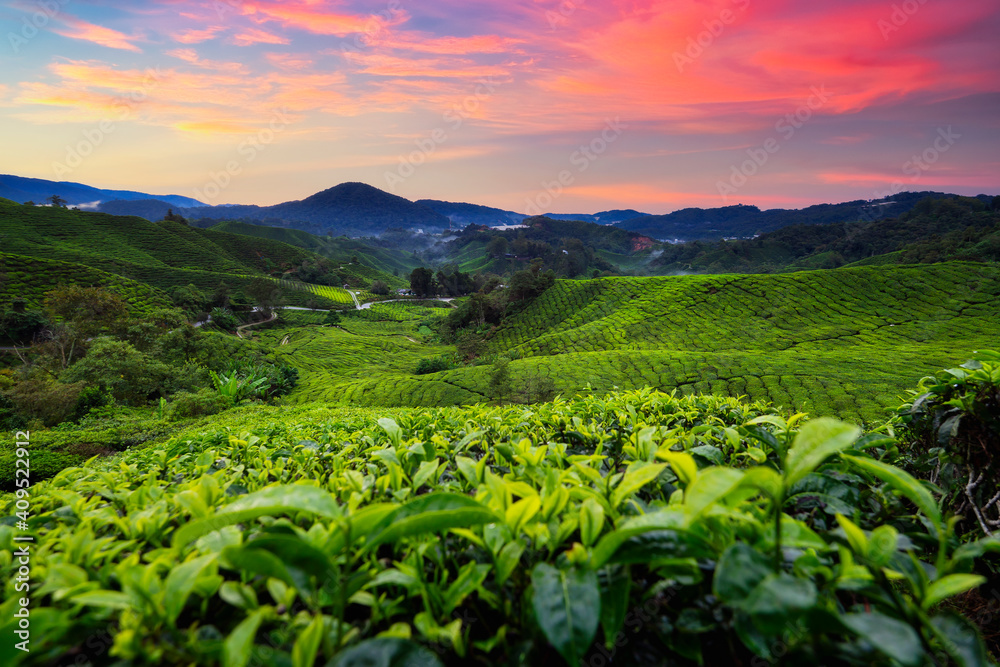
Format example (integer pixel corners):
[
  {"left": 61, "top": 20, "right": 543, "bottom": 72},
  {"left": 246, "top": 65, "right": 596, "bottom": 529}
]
[{"left": 1, "top": 390, "right": 996, "bottom": 666}]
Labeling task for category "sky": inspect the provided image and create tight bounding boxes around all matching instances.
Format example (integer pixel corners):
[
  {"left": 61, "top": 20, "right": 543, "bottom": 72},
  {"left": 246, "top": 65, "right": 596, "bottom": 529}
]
[{"left": 0, "top": 0, "right": 997, "bottom": 214}]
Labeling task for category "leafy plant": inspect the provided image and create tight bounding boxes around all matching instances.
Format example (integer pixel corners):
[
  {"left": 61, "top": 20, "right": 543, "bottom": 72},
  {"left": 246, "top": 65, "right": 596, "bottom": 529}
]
[{"left": 898, "top": 350, "right": 1000, "bottom": 537}]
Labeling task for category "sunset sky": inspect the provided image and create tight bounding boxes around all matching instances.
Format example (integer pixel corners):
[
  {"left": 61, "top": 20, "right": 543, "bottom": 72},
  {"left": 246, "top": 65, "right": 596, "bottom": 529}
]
[{"left": 0, "top": 0, "right": 997, "bottom": 213}]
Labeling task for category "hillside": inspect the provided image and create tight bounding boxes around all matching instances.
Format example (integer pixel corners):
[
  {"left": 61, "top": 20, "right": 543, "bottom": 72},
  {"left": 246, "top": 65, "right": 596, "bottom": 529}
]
[
  {"left": 647, "top": 195, "right": 1000, "bottom": 273},
  {"left": 617, "top": 191, "right": 995, "bottom": 242},
  {"left": 318, "top": 263, "right": 999, "bottom": 424},
  {"left": 418, "top": 199, "right": 526, "bottom": 226},
  {"left": 207, "top": 220, "right": 419, "bottom": 280},
  {"left": 0, "top": 174, "right": 202, "bottom": 208},
  {"left": 0, "top": 199, "right": 358, "bottom": 309},
  {"left": 0, "top": 252, "right": 172, "bottom": 312},
  {"left": 443, "top": 215, "right": 657, "bottom": 276}
]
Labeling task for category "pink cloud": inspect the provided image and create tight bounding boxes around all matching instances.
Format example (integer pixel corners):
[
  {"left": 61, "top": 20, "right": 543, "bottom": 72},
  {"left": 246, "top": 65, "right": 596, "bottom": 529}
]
[
  {"left": 172, "top": 26, "right": 225, "bottom": 44},
  {"left": 231, "top": 27, "right": 289, "bottom": 46},
  {"left": 51, "top": 16, "right": 142, "bottom": 52}
]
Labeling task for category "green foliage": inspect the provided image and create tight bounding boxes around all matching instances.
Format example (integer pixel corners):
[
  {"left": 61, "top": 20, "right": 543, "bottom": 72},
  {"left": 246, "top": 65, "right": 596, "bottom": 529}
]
[
  {"left": 414, "top": 356, "right": 452, "bottom": 375},
  {"left": 897, "top": 350, "right": 1000, "bottom": 537},
  {"left": 60, "top": 337, "right": 178, "bottom": 405},
  {"left": 648, "top": 195, "right": 1000, "bottom": 274},
  {"left": 1, "top": 388, "right": 996, "bottom": 665},
  {"left": 168, "top": 387, "right": 232, "bottom": 420}
]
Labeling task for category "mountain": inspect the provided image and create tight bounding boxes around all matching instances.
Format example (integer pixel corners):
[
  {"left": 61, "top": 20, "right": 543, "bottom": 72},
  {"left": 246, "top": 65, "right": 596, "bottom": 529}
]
[
  {"left": 98, "top": 199, "right": 179, "bottom": 221},
  {"left": 417, "top": 199, "right": 526, "bottom": 226},
  {"left": 646, "top": 194, "right": 1000, "bottom": 273},
  {"left": 185, "top": 182, "right": 452, "bottom": 236},
  {"left": 0, "top": 174, "right": 203, "bottom": 208},
  {"left": 614, "top": 192, "right": 993, "bottom": 242},
  {"left": 594, "top": 209, "right": 651, "bottom": 224}
]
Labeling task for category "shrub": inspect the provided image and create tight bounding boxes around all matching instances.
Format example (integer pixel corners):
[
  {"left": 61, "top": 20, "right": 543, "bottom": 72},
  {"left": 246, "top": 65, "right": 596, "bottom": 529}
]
[
  {"left": 209, "top": 307, "right": 241, "bottom": 331},
  {"left": 60, "top": 337, "right": 173, "bottom": 405},
  {"left": 897, "top": 350, "right": 1000, "bottom": 537},
  {"left": 415, "top": 355, "right": 452, "bottom": 375},
  {"left": 2, "top": 376, "right": 84, "bottom": 426},
  {"left": 168, "top": 388, "right": 231, "bottom": 420},
  {"left": 73, "top": 386, "right": 111, "bottom": 421}
]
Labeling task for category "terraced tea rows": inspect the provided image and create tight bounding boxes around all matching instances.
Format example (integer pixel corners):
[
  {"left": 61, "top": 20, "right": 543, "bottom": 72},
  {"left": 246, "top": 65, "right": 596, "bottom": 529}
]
[
  {"left": 0, "top": 253, "right": 172, "bottom": 311},
  {"left": 274, "top": 279, "right": 355, "bottom": 306},
  {"left": 318, "top": 263, "right": 1000, "bottom": 424}
]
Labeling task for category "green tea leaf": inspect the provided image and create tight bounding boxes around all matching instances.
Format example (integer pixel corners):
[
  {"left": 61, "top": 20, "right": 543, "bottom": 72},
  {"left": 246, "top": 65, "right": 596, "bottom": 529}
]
[
  {"left": 842, "top": 612, "right": 923, "bottom": 667},
  {"left": 328, "top": 638, "right": 444, "bottom": 667},
  {"left": 922, "top": 574, "right": 985, "bottom": 610},
  {"left": 713, "top": 543, "right": 771, "bottom": 604},
  {"left": 684, "top": 467, "right": 744, "bottom": 516},
  {"left": 164, "top": 554, "right": 217, "bottom": 625},
  {"left": 610, "top": 463, "right": 666, "bottom": 509},
  {"left": 68, "top": 590, "right": 132, "bottom": 610},
  {"left": 929, "top": 612, "right": 991, "bottom": 667},
  {"left": 743, "top": 573, "right": 816, "bottom": 635},
  {"left": 173, "top": 485, "right": 341, "bottom": 548},
  {"left": 363, "top": 493, "right": 499, "bottom": 552},
  {"left": 783, "top": 418, "right": 860, "bottom": 488},
  {"left": 841, "top": 455, "right": 942, "bottom": 530},
  {"left": 598, "top": 565, "right": 630, "bottom": 649},
  {"left": 223, "top": 608, "right": 266, "bottom": 667},
  {"left": 531, "top": 563, "right": 601, "bottom": 666},
  {"left": 579, "top": 498, "right": 605, "bottom": 547},
  {"left": 292, "top": 614, "right": 325, "bottom": 667}
]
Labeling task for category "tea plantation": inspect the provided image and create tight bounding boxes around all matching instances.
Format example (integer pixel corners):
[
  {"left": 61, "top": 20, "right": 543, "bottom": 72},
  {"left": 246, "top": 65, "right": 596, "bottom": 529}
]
[
  {"left": 3, "top": 387, "right": 1000, "bottom": 665},
  {"left": 2, "top": 196, "right": 1000, "bottom": 666},
  {"left": 293, "top": 263, "right": 1000, "bottom": 425}
]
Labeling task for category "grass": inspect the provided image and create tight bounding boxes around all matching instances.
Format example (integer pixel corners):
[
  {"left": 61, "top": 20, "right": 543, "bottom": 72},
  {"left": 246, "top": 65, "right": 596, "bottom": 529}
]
[{"left": 304, "top": 262, "right": 999, "bottom": 425}]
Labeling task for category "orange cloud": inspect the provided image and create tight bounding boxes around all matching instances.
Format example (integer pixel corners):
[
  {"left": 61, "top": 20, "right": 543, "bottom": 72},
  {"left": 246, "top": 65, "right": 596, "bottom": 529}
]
[
  {"left": 231, "top": 27, "right": 289, "bottom": 46},
  {"left": 52, "top": 16, "right": 142, "bottom": 52},
  {"left": 172, "top": 26, "right": 224, "bottom": 44}
]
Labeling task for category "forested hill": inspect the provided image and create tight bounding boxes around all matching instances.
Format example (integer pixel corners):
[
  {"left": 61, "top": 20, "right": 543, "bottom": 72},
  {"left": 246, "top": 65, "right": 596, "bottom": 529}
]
[
  {"left": 616, "top": 191, "right": 995, "bottom": 241},
  {"left": 647, "top": 195, "right": 1000, "bottom": 273}
]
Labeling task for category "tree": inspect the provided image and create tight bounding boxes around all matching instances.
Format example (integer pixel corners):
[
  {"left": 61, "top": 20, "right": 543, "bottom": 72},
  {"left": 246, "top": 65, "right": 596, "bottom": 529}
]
[
  {"left": 41, "top": 286, "right": 129, "bottom": 369},
  {"left": 163, "top": 209, "right": 188, "bottom": 224},
  {"left": 488, "top": 356, "right": 512, "bottom": 404},
  {"left": 371, "top": 279, "right": 390, "bottom": 295},
  {"left": 486, "top": 236, "right": 509, "bottom": 258},
  {"left": 993, "top": 196, "right": 1000, "bottom": 212},
  {"left": 61, "top": 337, "right": 172, "bottom": 404},
  {"left": 246, "top": 278, "right": 283, "bottom": 314},
  {"left": 48, "top": 195, "right": 68, "bottom": 208},
  {"left": 409, "top": 267, "right": 436, "bottom": 297}
]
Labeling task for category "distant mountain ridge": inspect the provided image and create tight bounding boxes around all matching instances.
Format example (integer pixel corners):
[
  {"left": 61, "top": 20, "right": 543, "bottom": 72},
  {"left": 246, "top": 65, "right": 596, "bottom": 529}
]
[
  {"left": 613, "top": 193, "right": 998, "bottom": 241},
  {"left": 0, "top": 174, "right": 203, "bottom": 208}
]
